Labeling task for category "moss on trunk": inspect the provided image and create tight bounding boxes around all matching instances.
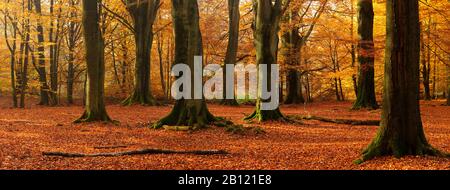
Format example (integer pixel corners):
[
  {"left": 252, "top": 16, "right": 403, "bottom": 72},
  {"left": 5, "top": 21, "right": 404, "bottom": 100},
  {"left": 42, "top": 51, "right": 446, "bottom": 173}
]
[{"left": 357, "top": 0, "right": 448, "bottom": 163}]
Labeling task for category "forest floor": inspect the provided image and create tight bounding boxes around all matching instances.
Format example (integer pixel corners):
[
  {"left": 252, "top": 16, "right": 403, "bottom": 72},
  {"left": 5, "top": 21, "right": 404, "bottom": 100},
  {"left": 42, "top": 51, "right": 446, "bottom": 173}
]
[{"left": 0, "top": 97, "right": 449, "bottom": 170}]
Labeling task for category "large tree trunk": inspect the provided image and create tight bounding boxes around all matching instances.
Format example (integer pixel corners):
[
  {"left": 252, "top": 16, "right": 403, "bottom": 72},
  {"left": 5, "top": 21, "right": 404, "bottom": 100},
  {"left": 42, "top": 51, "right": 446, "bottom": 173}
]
[
  {"left": 152, "top": 0, "right": 216, "bottom": 129},
  {"left": 122, "top": 0, "right": 160, "bottom": 106},
  {"left": 358, "top": 0, "right": 447, "bottom": 163},
  {"left": 244, "top": 0, "right": 288, "bottom": 122},
  {"left": 353, "top": 0, "right": 378, "bottom": 109},
  {"left": 33, "top": 0, "right": 51, "bottom": 106},
  {"left": 76, "top": 0, "right": 111, "bottom": 123},
  {"left": 221, "top": 0, "right": 240, "bottom": 106}
]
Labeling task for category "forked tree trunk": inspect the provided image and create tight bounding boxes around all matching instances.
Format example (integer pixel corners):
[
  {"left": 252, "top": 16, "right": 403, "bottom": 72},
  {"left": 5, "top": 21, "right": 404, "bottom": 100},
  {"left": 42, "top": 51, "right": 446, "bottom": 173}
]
[
  {"left": 122, "top": 0, "right": 160, "bottom": 106},
  {"left": 358, "top": 0, "right": 448, "bottom": 163},
  {"left": 152, "top": 0, "right": 216, "bottom": 129},
  {"left": 221, "top": 0, "right": 240, "bottom": 106},
  {"left": 244, "top": 0, "right": 288, "bottom": 122},
  {"left": 75, "top": 0, "right": 111, "bottom": 123},
  {"left": 353, "top": 0, "right": 378, "bottom": 109}
]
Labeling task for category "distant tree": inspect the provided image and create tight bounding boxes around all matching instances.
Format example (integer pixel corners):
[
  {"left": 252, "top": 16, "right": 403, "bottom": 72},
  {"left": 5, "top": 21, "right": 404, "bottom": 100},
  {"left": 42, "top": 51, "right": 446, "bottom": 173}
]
[
  {"left": 221, "top": 0, "right": 240, "bottom": 106},
  {"left": 122, "top": 0, "right": 160, "bottom": 106},
  {"left": 352, "top": 0, "right": 378, "bottom": 109},
  {"left": 357, "top": 0, "right": 448, "bottom": 163},
  {"left": 33, "top": 0, "right": 52, "bottom": 106},
  {"left": 76, "top": 0, "right": 112, "bottom": 122}
]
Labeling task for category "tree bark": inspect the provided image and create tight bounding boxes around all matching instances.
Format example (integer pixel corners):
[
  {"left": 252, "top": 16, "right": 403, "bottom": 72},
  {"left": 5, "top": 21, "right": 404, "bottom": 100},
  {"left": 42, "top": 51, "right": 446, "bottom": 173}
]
[
  {"left": 353, "top": 0, "right": 378, "bottom": 109},
  {"left": 282, "top": 10, "right": 304, "bottom": 105},
  {"left": 122, "top": 0, "right": 160, "bottom": 106},
  {"left": 244, "top": 0, "right": 288, "bottom": 122},
  {"left": 75, "top": 0, "right": 111, "bottom": 123},
  {"left": 33, "top": 0, "right": 51, "bottom": 106},
  {"left": 152, "top": 0, "right": 217, "bottom": 129},
  {"left": 221, "top": 0, "right": 240, "bottom": 106},
  {"left": 358, "top": 0, "right": 447, "bottom": 163},
  {"left": 447, "top": 55, "right": 450, "bottom": 106}
]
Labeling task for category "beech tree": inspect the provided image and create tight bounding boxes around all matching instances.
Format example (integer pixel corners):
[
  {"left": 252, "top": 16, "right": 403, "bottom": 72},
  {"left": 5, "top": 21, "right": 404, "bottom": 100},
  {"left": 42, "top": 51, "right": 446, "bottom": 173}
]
[
  {"left": 221, "top": 0, "right": 240, "bottom": 106},
  {"left": 352, "top": 0, "right": 378, "bottom": 109},
  {"left": 122, "top": 0, "right": 161, "bottom": 106},
  {"left": 244, "top": 0, "right": 291, "bottom": 121},
  {"left": 357, "top": 0, "right": 448, "bottom": 162},
  {"left": 152, "top": 0, "right": 217, "bottom": 129},
  {"left": 76, "top": 0, "right": 112, "bottom": 122}
]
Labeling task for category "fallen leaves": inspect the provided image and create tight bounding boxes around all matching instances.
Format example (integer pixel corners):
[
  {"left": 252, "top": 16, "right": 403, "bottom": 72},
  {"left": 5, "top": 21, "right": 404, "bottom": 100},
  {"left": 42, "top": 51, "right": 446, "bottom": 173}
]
[{"left": 0, "top": 98, "right": 448, "bottom": 170}]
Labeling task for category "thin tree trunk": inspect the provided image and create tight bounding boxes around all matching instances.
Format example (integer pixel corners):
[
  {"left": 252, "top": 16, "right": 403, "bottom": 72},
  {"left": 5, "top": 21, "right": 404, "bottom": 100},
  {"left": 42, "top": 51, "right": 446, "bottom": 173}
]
[
  {"left": 34, "top": 0, "right": 50, "bottom": 106},
  {"left": 221, "top": 0, "right": 240, "bottom": 106},
  {"left": 353, "top": 0, "right": 378, "bottom": 109}
]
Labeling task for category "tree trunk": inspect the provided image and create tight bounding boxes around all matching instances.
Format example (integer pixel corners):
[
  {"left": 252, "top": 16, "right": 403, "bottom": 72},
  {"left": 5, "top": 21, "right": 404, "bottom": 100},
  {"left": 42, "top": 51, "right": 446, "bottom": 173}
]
[
  {"left": 353, "top": 0, "right": 378, "bottom": 109},
  {"left": 282, "top": 10, "right": 304, "bottom": 105},
  {"left": 420, "top": 22, "right": 431, "bottom": 101},
  {"left": 244, "top": 0, "right": 287, "bottom": 122},
  {"left": 66, "top": 0, "right": 80, "bottom": 104},
  {"left": 152, "top": 0, "right": 217, "bottom": 129},
  {"left": 3, "top": 11, "right": 18, "bottom": 108},
  {"left": 221, "top": 0, "right": 240, "bottom": 106},
  {"left": 157, "top": 30, "right": 167, "bottom": 99},
  {"left": 33, "top": 0, "right": 51, "bottom": 106},
  {"left": 75, "top": 0, "right": 111, "bottom": 123},
  {"left": 447, "top": 55, "right": 450, "bottom": 106},
  {"left": 358, "top": 0, "right": 447, "bottom": 163},
  {"left": 122, "top": 0, "right": 160, "bottom": 106},
  {"left": 350, "top": 0, "right": 358, "bottom": 99}
]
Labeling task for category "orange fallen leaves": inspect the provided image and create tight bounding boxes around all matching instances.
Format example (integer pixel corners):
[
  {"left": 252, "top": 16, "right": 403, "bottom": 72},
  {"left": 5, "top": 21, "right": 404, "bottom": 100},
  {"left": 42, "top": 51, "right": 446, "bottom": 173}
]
[{"left": 0, "top": 98, "right": 448, "bottom": 170}]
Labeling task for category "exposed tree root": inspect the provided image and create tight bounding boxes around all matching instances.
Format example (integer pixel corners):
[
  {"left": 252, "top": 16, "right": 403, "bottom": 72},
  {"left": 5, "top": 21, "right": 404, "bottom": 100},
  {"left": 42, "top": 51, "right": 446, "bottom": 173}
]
[
  {"left": 122, "top": 92, "right": 159, "bottom": 106},
  {"left": 43, "top": 148, "right": 229, "bottom": 158},
  {"left": 295, "top": 115, "right": 380, "bottom": 126},
  {"left": 74, "top": 111, "right": 114, "bottom": 124},
  {"left": 152, "top": 100, "right": 217, "bottom": 129},
  {"left": 355, "top": 139, "right": 450, "bottom": 164},
  {"left": 244, "top": 109, "right": 291, "bottom": 122}
]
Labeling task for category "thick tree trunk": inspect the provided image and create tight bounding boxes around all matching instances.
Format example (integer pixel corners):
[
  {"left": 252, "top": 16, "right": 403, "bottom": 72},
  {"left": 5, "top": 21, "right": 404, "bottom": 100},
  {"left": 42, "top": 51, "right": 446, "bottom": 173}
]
[
  {"left": 245, "top": 0, "right": 287, "bottom": 122},
  {"left": 358, "top": 0, "right": 447, "bottom": 163},
  {"left": 76, "top": 0, "right": 111, "bottom": 123},
  {"left": 122, "top": 0, "right": 160, "bottom": 106},
  {"left": 221, "top": 0, "right": 240, "bottom": 106},
  {"left": 353, "top": 0, "right": 378, "bottom": 109},
  {"left": 153, "top": 0, "right": 216, "bottom": 129}
]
